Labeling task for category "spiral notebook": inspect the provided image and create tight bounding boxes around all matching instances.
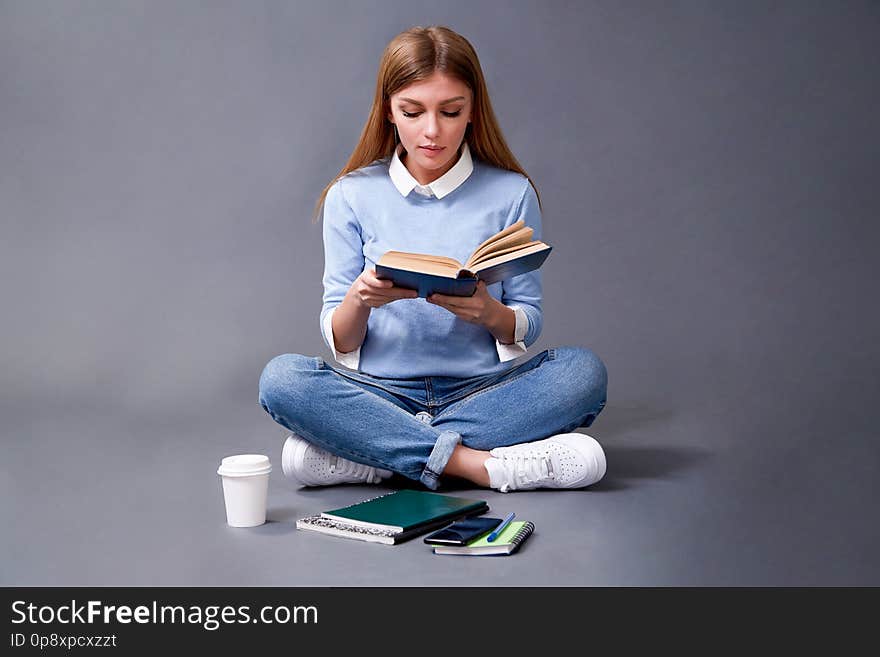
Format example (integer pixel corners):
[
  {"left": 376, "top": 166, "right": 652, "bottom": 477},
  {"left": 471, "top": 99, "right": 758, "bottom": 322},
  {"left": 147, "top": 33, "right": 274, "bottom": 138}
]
[{"left": 432, "top": 520, "right": 535, "bottom": 556}]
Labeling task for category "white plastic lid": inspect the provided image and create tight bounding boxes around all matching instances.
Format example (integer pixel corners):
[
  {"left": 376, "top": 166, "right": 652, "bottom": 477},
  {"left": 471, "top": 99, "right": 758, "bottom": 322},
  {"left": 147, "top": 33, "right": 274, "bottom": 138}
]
[{"left": 217, "top": 454, "right": 272, "bottom": 477}]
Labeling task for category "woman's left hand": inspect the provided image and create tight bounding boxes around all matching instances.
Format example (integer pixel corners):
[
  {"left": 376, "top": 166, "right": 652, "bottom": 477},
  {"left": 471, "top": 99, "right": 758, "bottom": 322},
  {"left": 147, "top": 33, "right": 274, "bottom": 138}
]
[{"left": 427, "top": 280, "right": 498, "bottom": 327}]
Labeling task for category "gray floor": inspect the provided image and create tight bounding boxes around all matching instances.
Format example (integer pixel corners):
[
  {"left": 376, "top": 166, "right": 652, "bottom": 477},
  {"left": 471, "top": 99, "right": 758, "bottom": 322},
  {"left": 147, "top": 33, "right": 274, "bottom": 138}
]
[{"left": 3, "top": 363, "right": 877, "bottom": 586}]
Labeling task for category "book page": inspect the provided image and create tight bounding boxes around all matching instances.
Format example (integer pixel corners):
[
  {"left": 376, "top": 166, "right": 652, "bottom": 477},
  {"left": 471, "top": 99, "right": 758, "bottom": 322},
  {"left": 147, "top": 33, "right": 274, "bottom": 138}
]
[
  {"left": 465, "top": 226, "right": 534, "bottom": 269},
  {"left": 465, "top": 220, "right": 526, "bottom": 263},
  {"left": 377, "top": 251, "right": 464, "bottom": 278},
  {"left": 471, "top": 242, "right": 550, "bottom": 273},
  {"left": 468, "top": 240, "right": 543, "bottom": 267},
  {"left": 378, "top": 251, "right": 462, "bottom": 272}
]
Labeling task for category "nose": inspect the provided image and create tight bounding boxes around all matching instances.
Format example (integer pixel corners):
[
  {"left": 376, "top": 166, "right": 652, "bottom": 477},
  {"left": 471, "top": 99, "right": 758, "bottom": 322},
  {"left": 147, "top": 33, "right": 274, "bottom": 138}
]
[{"left": 424, "top": 113, "right": 439, "bottom": 140}]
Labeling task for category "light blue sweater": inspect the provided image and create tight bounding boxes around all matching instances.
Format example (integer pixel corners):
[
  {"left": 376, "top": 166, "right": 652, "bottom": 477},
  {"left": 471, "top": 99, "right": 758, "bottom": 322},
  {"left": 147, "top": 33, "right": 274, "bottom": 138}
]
[{"left": 320, "top": 146, "right": 543, "bottom": 379}]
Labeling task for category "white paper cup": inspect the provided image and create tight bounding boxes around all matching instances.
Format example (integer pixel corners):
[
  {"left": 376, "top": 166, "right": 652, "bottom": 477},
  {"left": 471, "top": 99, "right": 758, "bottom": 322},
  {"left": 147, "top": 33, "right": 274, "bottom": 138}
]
[{"left": 217, "top": 454, "right": 272, "bottom": 527}]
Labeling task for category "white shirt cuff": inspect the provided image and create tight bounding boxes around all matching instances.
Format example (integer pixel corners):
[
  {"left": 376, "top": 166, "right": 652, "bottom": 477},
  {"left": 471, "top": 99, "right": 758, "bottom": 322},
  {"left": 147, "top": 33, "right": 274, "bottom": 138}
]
[
  {"left": 322, "top": 307, "right": 361, "bottom": 370},
  {"left": 495, "top": 304, "right": 528, "bottom": 363}
]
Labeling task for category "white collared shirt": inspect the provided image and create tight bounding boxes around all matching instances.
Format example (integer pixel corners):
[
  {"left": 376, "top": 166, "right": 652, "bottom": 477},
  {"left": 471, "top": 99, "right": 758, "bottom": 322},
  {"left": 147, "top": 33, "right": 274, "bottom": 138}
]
[
  {"left": 389, "top": 142, "right": 475, "bottom": 199},
  {"left": 324, "top": 141, "right": 529, "bottom": 370}
]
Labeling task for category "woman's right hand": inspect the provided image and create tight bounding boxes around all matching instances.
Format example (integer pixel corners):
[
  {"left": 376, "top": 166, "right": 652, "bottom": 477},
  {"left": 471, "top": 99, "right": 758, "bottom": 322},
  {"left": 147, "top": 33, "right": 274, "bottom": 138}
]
[{"left": 347, "top": 268, "right": 419, "bottom": 309}]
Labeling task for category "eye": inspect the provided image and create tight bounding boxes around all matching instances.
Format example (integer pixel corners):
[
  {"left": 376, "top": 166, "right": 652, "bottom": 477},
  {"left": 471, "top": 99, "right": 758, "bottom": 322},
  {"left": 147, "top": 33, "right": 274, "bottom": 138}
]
[{"left": 401, "top": 110, "right": 463, "bottom": 118}]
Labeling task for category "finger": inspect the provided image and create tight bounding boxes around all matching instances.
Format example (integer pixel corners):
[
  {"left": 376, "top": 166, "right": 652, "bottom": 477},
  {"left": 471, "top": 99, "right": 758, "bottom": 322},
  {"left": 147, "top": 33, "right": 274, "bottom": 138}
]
[
  {"left": 370, "top": 289, "right": 402, "bottom": 300},
  {"left": 375, "top": 287, "right": 418, "bottom": 300},
  {"left": 430, "top": 294, "right": 468, "bottom": 307},
  {"left": 363, "top": 279, "right": 393, "bottom": 293},
  {"left": 364, "top": 269, "right": 393, "bottom": 288}
]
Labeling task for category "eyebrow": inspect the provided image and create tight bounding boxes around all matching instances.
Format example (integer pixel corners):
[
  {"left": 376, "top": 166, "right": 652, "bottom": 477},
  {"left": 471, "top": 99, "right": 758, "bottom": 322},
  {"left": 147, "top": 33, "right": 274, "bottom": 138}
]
[{"left": 398, "top": 96, "right": 466, "bottom": 107}]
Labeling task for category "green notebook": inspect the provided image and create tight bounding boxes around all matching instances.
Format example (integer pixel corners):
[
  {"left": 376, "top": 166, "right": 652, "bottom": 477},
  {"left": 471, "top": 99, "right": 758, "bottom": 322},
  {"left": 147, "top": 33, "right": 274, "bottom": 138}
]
[
  {"left": 432, "top": 520, "right": 535, "bottom": 556},
  {"left": 295, "top": 490, "right": 489, "bottom": 545},
  {"left": 322, "top": 490, "right": 488, "bottom": 531}
]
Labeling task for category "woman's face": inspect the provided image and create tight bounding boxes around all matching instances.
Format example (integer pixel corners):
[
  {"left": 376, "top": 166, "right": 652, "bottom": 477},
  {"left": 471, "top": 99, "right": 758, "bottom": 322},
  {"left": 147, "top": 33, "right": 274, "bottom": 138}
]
[{"left": 388, "top": 72, "right": 472, "bottom": 185}]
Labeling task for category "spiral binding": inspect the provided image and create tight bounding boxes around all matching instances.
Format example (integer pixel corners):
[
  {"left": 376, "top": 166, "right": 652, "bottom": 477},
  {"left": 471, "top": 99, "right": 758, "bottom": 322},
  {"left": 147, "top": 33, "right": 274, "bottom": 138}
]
[
  {"left": 510, "top": 521, "right": 535, "bottom": 547},
  {"left": 298, "top": 515, "right": 398, "bottom": 538}
]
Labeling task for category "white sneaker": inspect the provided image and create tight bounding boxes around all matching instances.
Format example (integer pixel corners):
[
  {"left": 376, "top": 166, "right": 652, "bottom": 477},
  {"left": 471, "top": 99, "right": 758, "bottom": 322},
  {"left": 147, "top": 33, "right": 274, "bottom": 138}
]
[
  {"left": 281, "top": 434, "right": 392, "bottom": 487},
  {"left": 484, "top": 433, "right": 606, "bottom": 493}
]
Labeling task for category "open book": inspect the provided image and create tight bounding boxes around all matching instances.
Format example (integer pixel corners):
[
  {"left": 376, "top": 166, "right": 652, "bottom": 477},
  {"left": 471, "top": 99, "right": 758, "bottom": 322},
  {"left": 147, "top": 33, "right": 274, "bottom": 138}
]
[{"left": 375, "top": 219, "right": 551, "bottom": 297}]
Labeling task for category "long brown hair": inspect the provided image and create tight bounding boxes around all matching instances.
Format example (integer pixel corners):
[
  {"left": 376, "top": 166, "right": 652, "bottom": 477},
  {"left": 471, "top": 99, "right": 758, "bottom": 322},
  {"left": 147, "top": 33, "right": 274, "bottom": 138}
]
[{"left": 312, "top": 25, "right": 541, "bottom": 222}]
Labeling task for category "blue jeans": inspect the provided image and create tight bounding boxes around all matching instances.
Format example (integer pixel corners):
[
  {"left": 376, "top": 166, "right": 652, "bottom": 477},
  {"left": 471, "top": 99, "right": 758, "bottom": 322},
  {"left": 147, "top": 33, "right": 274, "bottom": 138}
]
[{"left": 258, "top": 346, "right": 607, "bottom": 490}]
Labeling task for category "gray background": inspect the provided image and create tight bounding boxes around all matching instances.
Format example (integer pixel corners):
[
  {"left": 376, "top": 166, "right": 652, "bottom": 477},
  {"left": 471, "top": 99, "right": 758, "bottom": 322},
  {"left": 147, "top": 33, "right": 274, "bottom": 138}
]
[{"left": 2, "top": 0, "right": 877, "bottom": 585}]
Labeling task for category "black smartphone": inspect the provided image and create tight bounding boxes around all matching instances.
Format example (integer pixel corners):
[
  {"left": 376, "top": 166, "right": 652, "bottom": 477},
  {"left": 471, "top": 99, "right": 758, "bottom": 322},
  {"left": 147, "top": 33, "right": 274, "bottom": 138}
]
[{"left": 423, "top": 517, "right": 502, "bottom": 546}]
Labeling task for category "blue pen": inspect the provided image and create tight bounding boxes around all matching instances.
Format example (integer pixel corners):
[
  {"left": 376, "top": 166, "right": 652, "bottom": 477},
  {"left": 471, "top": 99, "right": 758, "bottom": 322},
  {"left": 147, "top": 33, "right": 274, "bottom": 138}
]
[{"left": 486, "top": 512, "right": 515, "bottom": 542}]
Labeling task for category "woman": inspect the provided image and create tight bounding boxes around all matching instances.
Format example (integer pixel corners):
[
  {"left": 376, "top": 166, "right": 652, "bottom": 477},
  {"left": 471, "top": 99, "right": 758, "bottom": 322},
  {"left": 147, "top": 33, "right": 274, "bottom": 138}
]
[{"left": 259, "top": 26, "right": 608, "bottom": 493}]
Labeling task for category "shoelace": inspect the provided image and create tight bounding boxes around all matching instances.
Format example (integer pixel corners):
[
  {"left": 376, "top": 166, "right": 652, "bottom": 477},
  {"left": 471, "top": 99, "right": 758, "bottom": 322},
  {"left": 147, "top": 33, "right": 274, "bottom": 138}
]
[
  {"left": 496, "top": 452, "right": 555, "bottom": 493},
  {"left": 329, "top": 455, "right": 377, "bottom": 483}
]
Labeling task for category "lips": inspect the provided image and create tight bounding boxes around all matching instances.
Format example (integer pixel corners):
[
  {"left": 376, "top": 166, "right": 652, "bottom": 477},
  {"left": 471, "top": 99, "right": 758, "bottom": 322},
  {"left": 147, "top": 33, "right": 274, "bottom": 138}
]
[{"left": 419, "top": 146, "right": 443, "bottom": 151}]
